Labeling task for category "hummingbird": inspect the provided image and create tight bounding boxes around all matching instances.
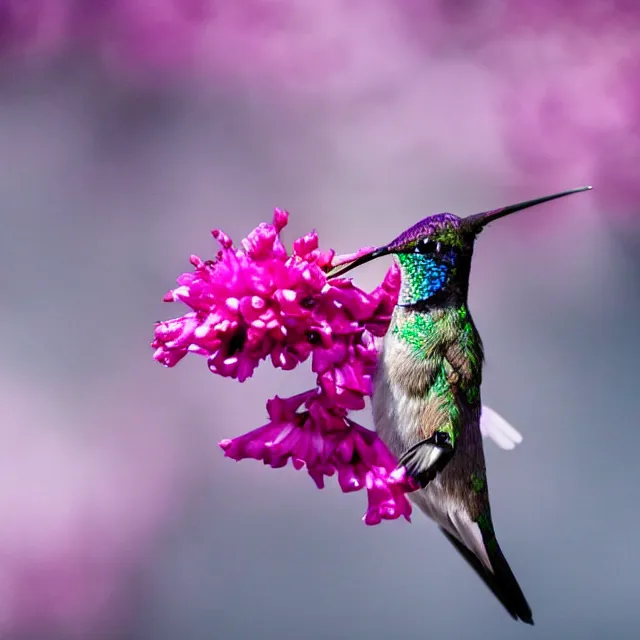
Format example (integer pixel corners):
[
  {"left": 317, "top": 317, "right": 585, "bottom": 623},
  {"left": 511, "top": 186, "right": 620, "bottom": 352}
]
[{"left": 329, "top": 186, "right": 592, "bottom": 625}]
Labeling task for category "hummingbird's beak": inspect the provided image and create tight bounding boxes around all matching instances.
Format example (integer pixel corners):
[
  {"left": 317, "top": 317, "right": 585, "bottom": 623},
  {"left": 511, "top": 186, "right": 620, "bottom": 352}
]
[
  {"left": 326, "top": 246, "right": 391, "bottom": 279},
  {"left": 465, "top": 185, "right": 593, "bottom": 232}
]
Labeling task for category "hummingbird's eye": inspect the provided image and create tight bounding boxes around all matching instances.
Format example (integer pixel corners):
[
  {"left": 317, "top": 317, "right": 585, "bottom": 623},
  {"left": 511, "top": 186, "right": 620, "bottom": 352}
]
[{"left": 415, "top": 238, "right": 441, "bottom": 254}]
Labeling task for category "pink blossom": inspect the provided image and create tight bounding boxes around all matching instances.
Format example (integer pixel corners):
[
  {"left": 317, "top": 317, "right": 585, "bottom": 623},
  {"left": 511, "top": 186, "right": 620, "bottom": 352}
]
[
  {"left": 152, "top": 210, "right": 414, "bottom": 523},
  {"left": 152, "top": 208, "right": 399, "bottom": 407},
  {"left": 219, "top": 390, "right": 416, "bottom": 525}
]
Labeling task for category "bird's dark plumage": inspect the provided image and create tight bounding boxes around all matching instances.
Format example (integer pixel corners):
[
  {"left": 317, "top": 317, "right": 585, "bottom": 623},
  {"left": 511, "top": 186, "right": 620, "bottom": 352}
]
[{"left": 440, "top": 526, "right": 534, "bottom": 625}]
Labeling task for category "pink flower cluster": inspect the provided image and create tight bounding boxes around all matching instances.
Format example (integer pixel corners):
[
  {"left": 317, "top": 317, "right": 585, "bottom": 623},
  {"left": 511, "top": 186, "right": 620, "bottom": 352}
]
[
  {"left": 219, "top": 391, "right": 415, "bottom": 526},
  {"left": 152, "top": 210, "right": 416, "bottom": 524}
]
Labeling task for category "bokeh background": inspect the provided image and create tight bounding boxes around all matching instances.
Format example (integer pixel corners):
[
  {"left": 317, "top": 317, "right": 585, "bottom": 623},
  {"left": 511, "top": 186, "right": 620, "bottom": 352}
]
[{"left": 1, "top": 2, "right": 640, "bottom": 639}]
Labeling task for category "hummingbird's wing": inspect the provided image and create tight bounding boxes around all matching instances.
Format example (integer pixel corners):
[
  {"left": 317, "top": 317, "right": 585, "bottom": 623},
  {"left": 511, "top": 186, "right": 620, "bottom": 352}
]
[
  {"left": 439, "top": 515, "right": 534, "bottom": 625},
  {"left": 480, "top": 406, "right": 523, "bottom": 450},
  {"left": 397, "top": 431, "right": 454, "bottom": 488},
  {"left": 397, "top": 399, "right": 523, "bottom": 485}
]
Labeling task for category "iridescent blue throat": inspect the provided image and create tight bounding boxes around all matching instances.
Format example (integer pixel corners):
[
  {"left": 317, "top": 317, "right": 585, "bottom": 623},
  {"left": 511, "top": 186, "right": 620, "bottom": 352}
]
[{"left": 396, "top": 252, "right": 456, "bottom": 305}]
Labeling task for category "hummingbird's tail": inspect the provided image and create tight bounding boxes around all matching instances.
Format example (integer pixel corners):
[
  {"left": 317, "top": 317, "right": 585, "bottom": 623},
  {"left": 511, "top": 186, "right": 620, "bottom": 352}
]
[{"left": 440, "top": 526, "right": 534, "bottom": 625}]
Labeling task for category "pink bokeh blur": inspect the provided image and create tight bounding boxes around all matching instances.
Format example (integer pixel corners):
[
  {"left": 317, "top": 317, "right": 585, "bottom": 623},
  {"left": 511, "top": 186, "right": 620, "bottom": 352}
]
[
  {"left": 0, "top": 367, "right": 187, "bottom": 637},
  {"left": 2, "top": 1, "right": 639, "bottom": 217}
]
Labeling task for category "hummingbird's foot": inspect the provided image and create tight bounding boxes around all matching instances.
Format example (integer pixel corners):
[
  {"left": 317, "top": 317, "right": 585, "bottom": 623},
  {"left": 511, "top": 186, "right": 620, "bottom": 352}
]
[{"left": 397, "top": 432, "right": 454, "bottom": 489}]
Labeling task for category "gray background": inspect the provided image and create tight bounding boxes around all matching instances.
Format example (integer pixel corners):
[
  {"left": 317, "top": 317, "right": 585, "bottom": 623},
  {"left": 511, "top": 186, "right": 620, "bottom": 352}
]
[{"left": 1, "top": 3, "right": 639, "bottom": 639}]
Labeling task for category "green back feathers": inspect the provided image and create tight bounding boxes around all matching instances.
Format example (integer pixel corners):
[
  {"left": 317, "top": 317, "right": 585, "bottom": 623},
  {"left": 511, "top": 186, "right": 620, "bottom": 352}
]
[{"left": 391, "top": 305, "right": 480, "bottom": 370}]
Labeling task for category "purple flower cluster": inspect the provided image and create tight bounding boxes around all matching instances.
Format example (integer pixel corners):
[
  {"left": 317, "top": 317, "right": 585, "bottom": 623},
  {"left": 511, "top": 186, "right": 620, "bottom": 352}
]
[{"left": 152, "top": 210, "right": 416, "bottom": 524}]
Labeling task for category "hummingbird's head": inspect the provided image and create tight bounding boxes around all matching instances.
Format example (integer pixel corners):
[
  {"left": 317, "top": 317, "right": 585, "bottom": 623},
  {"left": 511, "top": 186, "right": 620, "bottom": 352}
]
[{"left": 329, "top": 186, "right": 592, "bottom": 307}]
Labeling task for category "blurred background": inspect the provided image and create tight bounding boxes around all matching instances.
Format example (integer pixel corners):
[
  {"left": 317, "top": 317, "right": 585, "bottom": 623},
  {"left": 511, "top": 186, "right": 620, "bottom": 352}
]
[{"left": 1, "top": 1, "right": 640, "bottom": 638}]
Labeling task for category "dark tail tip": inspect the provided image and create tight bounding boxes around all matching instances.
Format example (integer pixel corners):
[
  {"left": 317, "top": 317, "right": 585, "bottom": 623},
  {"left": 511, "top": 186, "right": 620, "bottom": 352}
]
[
  {"left": 440, "top": 527, "right": 534, "bottom": 625},
  {"left": 488, "top": 541, "right": 534, "bottom": 626}
]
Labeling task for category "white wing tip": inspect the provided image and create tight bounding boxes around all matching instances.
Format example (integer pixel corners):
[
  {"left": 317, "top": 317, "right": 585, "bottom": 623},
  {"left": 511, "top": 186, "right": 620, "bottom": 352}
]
[{"left": 480, "top": 405, "right": 524, "bottom": 450}]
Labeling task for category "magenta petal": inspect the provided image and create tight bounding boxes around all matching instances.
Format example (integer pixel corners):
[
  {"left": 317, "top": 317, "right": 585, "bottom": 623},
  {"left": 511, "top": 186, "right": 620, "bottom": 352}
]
[
  {"left": 292, "top": 231, "right": 320, "bottom": 260},
  {"left": 335, "top": 436, "right": 355, "bottom": 463},
  {"left": 212, "top": 229, "right": 233, "bottom": 249},
  {"left": 363, "top": 509, "right": 382, "bottom": 526},
  {"left": 239, "top": 295, "right": 267, "bottom": 322},
  {"left": 266, "top": 392, "right": 309, "bottom": 422},
  {"left": 272, "top": 208, "right": 289, "bottom": 233},
  {"left": 362, "top": 468, "right": 414, "bottom": 526},
  {"left": 152, "top": 345, "right": 187, "bottom": 367},
  {"left": 337, "top": 463, "right": 365, "bottom": 493},
  {"left": 241, "top": 222, "right": 279, "bottom": 259},
  {"left": 308, "top": 467, "right": 327, "bottom": 489}
]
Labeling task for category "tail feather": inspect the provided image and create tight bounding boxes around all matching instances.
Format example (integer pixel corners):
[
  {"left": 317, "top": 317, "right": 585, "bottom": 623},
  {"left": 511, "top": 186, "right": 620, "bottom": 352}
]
[{"left": 440, "top": 527, "right": 534, "bottom": 625}]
